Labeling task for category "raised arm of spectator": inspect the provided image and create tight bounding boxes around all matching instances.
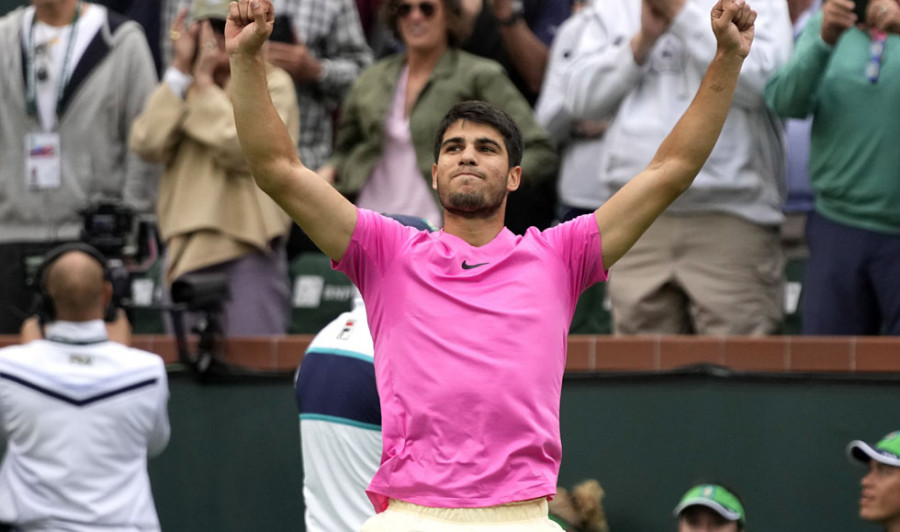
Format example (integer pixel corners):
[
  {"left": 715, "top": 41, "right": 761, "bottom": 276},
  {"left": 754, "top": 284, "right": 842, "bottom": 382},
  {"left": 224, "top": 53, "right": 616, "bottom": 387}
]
[
  {"left": 226, "top": 0, "right": 356, "bottom": 261},
  {"left": 488, "top": 0, "right": 566, "bottom": 95},
  {"left": 764, "top": 8, "right": 844, "bottom": 118},
  {"left": 563, "top": 4, "right": 657, "bottom": 120},
  {"left": 595, "top": 0, "right": 755, "bottom": 268}
]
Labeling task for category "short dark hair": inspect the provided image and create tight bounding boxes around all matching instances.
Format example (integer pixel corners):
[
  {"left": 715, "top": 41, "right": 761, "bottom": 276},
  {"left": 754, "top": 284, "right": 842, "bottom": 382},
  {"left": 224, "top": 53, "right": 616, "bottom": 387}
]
[
  {"left": 382, "top": 0, "right": 470, "bottom": 49},
  {"left": 432, "top": 101, "right": 524, "bottom": 168}
]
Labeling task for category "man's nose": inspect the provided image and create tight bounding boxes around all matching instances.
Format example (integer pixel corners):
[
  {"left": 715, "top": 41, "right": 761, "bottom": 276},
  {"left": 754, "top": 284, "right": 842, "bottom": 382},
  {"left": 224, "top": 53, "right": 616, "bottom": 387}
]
[
  {"left": 862, "top": 470, "right": 875, "bottom": 487},
  {"left": 459, "top": 146, "right": 477, "bottom": 164}
]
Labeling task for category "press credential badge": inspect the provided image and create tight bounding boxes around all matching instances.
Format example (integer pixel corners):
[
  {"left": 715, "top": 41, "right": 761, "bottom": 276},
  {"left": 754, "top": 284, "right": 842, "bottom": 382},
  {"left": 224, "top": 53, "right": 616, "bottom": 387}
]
[{"left": 25, "top": 132, "right": 62, "bottom": 190}]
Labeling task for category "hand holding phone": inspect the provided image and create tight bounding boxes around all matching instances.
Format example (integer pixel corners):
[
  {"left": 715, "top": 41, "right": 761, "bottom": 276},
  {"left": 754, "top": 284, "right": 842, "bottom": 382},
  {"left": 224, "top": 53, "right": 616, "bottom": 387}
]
[{"left": 853, "top": 0, "right": 870, "bottom": 22}]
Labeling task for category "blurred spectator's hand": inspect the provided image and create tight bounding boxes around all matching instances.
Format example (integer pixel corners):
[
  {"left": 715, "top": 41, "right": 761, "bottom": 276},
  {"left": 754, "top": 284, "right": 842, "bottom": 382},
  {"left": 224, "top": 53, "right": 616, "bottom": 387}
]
[
  {"left": 171, "top": 7, "right": 199, "bottom": 75},
  {"left": 866, "top": 0, "right": 900, "bottom": 33},
  {"left": 632, "top": 0, "right": 679, "bottom": 64},
  {"left": 821, "top": 0, "right": 856, "bottom": 45},
  {"left": 266, "top": 41, "right": 323, "bottom": 84},
  {"left": 316, "top": 165, "right": 337, "bottom": 185},
  {"left": 194, "top": 21, "right": 227, "bottom": 89},
  {"left": 573, "top": 120, "right": 609, "bottom": 139},
  {"left": 646, "top": 0, "right": 687, "bottom": 23},
  {"left": 487, "top": 0, "right": 521, "bottom": 22}
]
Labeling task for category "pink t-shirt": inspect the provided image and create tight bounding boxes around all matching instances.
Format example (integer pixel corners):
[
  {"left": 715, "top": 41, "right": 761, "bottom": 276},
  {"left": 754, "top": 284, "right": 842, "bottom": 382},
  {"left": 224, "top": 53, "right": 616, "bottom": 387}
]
[{"left": 334, "top": 208, "right": 608, "bottom": 511}]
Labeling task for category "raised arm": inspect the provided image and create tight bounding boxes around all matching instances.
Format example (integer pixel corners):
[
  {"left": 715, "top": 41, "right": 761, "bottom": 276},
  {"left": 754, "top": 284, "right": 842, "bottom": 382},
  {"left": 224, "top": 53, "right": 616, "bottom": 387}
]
[
  {"left": 225, "top": 0, "right": 356, "bottom": 261},
  {"left": 595, "top": 0, "right": 755, "bottom": 268}
]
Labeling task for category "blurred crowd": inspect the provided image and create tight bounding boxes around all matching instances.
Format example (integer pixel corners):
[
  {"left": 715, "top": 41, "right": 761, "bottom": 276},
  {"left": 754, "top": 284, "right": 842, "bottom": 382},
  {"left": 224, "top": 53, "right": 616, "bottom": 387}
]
[{"left": 1, "top": 0, "right": 898, "bottom": 338}]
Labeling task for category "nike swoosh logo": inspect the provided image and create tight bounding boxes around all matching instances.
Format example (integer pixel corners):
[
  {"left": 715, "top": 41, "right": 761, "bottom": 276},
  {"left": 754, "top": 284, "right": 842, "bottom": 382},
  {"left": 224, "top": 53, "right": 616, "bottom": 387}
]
[{"left": 461, "top": 260, "right": 489, "bottom": 270}]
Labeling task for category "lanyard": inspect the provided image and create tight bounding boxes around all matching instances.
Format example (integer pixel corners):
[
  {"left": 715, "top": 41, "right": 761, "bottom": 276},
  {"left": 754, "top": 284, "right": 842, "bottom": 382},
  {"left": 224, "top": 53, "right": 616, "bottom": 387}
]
[
  {"left": 866, "top": 30, "right": 887, "bottom": 84},
  {"left": 24, "top": 1, "right": 83, "bottom": 123}
]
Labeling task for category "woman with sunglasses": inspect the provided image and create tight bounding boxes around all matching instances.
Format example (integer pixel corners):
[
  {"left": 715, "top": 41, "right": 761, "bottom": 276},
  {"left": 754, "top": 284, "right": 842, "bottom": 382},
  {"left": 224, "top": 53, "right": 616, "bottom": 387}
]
[{"left": 316, "top": 0, "right": 557, "bottom": 229}]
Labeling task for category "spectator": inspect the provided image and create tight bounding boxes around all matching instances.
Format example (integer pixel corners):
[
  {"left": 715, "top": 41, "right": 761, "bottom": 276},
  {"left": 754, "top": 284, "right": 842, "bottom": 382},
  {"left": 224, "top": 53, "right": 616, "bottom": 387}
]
[
  {"left": 548, "top": 479, "right": 610, "bottom": 532},
  {"left": 764, "top": 0, "right": 900, "bottom": 335},
  {"left": 562, "top": 0, "right": 793, "bottom": 335},
  {"left": 0, "top": 0, "right": 159, "bottom": 334},
  {"left": 130, "top": 0, "right": 299, "bottom": 335},
  {"left": 535, "top": 7, "right": 610, "bottom": 224},
  {"left": 319, "top": 0, "right": 557, "bottom": 228},
  {"left": 848, "top": 431, "right": 900, "bottom": 531},
  {"left": 294, "top": 214, "right": 434, "bottom": 532},
  {"left": 226, "top": 0, "right": 756, "bottom": 527},
  {"left": 673, "top": 483, "right": 746, "bottom": 531},
  {"left": 164, "top": 0, "right": 370, "bottom": 172},
  {"left": 0, "top": 243, "right": 170, "bottom": 531}
]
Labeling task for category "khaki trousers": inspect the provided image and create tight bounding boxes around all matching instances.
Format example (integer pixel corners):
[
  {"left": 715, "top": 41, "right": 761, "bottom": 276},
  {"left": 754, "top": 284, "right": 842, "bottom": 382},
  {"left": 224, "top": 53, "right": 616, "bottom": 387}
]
[
  {"left": 609, "top": 213, "right": 784, "bottom": 335},
  {"left": 360, "top": 498, "right": 564, "bottom": 532}
]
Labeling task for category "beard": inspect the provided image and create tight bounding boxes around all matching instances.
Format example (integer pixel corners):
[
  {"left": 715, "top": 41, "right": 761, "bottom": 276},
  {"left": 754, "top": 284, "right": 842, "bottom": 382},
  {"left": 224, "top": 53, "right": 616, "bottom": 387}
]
[{"left": 438, "top": 179, "right": 506, "bottom": 219}]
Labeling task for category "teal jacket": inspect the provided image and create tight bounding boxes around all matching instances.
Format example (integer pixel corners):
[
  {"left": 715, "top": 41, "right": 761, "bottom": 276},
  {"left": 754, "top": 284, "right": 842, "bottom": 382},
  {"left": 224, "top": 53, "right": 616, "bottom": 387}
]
[
  {"left": 765, "top": 12, "right": 900, "bottom": 235},
  {"left": 330, "top": 48, "right": 558, "bottom": 200}
]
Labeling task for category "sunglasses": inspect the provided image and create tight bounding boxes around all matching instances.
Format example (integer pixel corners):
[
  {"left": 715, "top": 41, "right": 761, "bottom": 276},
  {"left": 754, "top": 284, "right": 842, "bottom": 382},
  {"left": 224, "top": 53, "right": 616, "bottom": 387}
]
[{"left": 396, "top": 1, "right": 437, "bottom": 18}]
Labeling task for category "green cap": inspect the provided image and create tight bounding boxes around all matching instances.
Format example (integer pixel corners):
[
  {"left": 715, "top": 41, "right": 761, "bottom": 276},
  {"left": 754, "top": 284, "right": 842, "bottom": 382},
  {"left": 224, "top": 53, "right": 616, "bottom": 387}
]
[
  {"left": 673, "top": 484, "right": 745, "bottom": 526},
  {"left": 848, "top": 431, "right": 900, "bottom": 467},
  {"left": 191, "top": 0, "right": 230, "bottom": 21}
]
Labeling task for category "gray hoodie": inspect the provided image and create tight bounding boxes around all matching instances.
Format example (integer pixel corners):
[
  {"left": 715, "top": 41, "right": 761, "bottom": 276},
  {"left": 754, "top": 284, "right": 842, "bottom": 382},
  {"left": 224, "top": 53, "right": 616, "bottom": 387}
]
[{"left": 0, "top": 5, "right": 158, "bottom": 243}]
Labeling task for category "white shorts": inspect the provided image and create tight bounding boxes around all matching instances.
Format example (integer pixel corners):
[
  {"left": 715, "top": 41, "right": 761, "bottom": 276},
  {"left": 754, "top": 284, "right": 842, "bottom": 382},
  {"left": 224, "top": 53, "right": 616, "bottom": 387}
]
[{"left": 360, "top": 498, "right": 565, "bottom": 532}]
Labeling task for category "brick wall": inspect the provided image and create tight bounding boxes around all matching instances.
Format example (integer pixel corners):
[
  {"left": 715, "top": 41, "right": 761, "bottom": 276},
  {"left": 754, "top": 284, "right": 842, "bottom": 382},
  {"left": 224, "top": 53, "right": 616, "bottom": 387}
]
[{"left": 3, "top": 335, "right": 897, "bottom": 373}]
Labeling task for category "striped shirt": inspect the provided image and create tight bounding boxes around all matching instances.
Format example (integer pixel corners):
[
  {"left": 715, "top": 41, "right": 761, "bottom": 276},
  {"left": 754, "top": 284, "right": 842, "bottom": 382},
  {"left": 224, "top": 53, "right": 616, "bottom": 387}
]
[{"left": 0, "top": 320, "right": 170, "bottom": 531}]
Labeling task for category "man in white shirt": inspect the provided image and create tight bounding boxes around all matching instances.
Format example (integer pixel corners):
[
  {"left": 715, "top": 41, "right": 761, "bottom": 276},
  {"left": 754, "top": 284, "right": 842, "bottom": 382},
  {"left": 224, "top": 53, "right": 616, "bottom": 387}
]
[{"left": 0, "top": 243, "right": 171, "bottom": 532}]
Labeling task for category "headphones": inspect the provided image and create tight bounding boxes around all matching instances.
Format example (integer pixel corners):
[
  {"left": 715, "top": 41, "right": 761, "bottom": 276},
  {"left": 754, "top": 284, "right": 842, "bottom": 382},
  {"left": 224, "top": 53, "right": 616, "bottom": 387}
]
[{"left": 32, "top": 242, "right": 114, "bottom": 324}]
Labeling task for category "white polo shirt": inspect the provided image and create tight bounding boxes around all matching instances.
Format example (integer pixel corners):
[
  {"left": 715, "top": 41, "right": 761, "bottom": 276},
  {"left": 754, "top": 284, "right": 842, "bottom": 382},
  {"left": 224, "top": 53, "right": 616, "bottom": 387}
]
[
  {"left": 295, "top": 296, "right": 381, "bottom": 532},
  {"left": 0, "top": 320, "right": 170, "bottom": 531}
]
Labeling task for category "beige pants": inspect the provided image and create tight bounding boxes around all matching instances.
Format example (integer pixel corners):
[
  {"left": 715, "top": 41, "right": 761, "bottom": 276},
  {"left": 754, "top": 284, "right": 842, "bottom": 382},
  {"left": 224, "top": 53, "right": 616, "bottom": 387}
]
[
  {"left": 609, "top": 213, "right": 784, "bottom": 335},
  {"left": 360, "top": 498, "right": 564, "bottom": 532}
]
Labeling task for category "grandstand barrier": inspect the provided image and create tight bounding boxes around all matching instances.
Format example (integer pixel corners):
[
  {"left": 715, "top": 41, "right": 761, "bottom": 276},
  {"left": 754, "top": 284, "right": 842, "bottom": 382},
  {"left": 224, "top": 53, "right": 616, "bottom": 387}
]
[
  {"left": 1, "top": 334, "right": 895, "bottom": 373},
  {"left": 0, "top": 334, "right": 897, "bottom": 531}
]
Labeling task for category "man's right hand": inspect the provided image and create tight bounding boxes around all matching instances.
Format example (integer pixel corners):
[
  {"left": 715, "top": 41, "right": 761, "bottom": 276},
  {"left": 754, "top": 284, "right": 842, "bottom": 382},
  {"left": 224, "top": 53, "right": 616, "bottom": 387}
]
[
  {"left": 226, "top": 0, "right": 275, "bottom": 57},
  {"left": 821, "top": 0, "right": 856, "bottom": 45}
]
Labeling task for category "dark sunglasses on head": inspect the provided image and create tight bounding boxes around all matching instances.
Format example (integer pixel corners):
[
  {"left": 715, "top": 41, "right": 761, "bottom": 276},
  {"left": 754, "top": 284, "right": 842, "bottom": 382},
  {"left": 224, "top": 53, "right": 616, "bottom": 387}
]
[{"left": 396, "top": 1, "right": 437, "bottom": 18}]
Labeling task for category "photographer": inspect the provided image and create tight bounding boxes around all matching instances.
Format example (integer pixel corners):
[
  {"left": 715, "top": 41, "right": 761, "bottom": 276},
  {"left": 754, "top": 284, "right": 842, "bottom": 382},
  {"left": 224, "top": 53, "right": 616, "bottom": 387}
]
[
  {"left": 0, "top": 243, "right": 170, "bottom": 531},
  {"left": 0, "top": 0, "right": 158, "bottom": 334},
  {"left": 129, "top": 0, "right": 300, "bottom": 336},
  {"left": 21, "top": 201, "right": 141, "bottom": 344}
]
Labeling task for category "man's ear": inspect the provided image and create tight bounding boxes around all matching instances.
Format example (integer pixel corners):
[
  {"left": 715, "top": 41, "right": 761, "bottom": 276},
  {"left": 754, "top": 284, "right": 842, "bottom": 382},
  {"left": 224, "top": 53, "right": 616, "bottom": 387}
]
[
  {"left": 507, "top": 165, "right": 522, "bottom": 192},
  {"left": 103, "top": 281, "right": 114, "bottom": 307},
  {"left": 432, "top": 163, "right": 438, "bottom": 189}
]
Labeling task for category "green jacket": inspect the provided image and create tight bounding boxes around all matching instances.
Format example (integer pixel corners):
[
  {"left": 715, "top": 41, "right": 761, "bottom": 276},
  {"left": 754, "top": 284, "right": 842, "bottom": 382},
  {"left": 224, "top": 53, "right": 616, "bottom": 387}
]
[{"left": 330, "top": 48, "right": 558, "bottom": 201}]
